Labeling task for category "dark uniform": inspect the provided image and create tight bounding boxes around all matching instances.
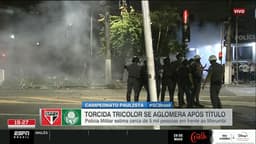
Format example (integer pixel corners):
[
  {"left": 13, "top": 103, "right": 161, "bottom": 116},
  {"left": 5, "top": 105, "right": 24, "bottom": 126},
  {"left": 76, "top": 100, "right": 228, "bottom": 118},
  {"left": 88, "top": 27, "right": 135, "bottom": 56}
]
[
  {"left": 170, "top": 60, "right": 178, "bottom": 100},
  {"left": 125, "top": 57, "right": 141, "bottom": 102},
  {"left": 154, "top": 58, "right": 161, "bottom": 100},
  {"left": 139, "top": 60, "right": 150, "bottom": 101},
  {"left": 177, "top": 59, "right": 194, "bottom": 108},
  {"left": 203, "top": 55, "right": 223, "bottom": 108},
  {"left": 191, "top": 56, "right": 204, "bottom": 107},
  {"left": 173, "top": 54, "right": 186, "bottom": 106},
  {"left": 160, "top": 58, "right": 174, "bottom": 102}
]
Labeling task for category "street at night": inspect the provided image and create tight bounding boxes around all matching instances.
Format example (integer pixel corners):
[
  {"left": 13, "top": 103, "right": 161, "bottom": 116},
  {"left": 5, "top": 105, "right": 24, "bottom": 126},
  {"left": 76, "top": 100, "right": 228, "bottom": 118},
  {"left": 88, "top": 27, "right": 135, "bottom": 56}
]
[
  {"left": 0, "top": 0, "right": 255, "bottom": 143},
  {"left": 0, "top": 85, "right": 255, "bottom": 129}
]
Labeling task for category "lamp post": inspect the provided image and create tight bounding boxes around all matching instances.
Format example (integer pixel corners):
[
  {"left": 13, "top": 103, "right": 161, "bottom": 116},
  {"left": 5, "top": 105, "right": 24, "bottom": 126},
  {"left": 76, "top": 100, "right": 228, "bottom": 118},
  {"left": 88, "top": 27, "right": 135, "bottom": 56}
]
[
  {"left": 103, "top": 3, "right": 112, "bottom": 85},
  {"left": 98, "top": 1, "right": 112, "bottom": 86},
  {"left": 235, "top": 16, "right": 239, "bottom": 83}
]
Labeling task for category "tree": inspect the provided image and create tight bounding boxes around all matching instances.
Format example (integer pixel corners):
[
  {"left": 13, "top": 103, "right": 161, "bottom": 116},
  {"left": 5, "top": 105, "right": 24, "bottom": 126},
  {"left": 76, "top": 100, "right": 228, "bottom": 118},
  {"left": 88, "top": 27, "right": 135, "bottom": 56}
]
[
  {"left": 150, "top": 7, "right": 183, "bottom": 56},
  {"left": 100, "top": 6, "right": 144, "bottom": 57},
  {"left": 99, "top": 6, "right": 183, "bottom": 58}
]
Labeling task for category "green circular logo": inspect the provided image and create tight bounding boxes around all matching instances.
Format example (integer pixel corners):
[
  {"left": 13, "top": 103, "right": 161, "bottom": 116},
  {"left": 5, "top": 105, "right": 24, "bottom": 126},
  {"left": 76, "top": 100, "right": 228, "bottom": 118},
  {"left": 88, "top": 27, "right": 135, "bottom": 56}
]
[{"left": 64, "top": 111, "right": 79, "bottom": 125}]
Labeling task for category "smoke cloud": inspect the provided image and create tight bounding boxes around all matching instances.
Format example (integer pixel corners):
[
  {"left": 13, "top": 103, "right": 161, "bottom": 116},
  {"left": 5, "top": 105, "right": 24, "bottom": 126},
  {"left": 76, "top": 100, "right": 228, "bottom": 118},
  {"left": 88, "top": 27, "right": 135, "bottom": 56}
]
[
  {"left": 0, "top": 1, "right": 106, "bottom": 87},
  {"left": 188, "top": 22, "right": 223, "bottom": 66}
]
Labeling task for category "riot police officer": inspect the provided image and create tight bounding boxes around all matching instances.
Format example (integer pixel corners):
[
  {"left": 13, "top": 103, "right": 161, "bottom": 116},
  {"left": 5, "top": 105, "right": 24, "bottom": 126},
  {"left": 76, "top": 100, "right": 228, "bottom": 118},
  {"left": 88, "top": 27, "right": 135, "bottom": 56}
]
[
  {"left": 191, "top": 55, "right": 204, "bottom": 107},
  {"left": 172, "top": 53, "right": 186, "bottom": 107},
  {"left": 202, "top": 55, "right": 224, "bottom": 108},
  {"left": 177, "top": 59, "right": 194, "bottom": 108},
  {"left": 124, "top": 56, "right": 141, "bottom": 102},
  {"left": 154, "top": 57, "right": 161, "bottom": 100},
  {"left": 138, "top": 60, "right": 150, "bottom": 101},
  {"left": 160, "top": 57, "right": 174, "bottom": 102}
]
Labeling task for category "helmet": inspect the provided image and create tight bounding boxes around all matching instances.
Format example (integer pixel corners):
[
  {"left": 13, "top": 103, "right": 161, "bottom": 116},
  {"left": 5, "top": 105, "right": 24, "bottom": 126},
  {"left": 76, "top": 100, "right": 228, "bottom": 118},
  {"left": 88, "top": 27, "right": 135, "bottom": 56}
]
[
  {"left": 176, "top": 53, "right": 183, "bottom": 59},
  {"left": 194, "top": 55, "right": 201, "bottom": 60},
  {"left": 208, "top": 55, "right": 217, "bottom": 61},
  {"left": 163, "top": 57, "right": 170, "bottom": 64},
  {"left": 132, "top": 56, "right": 139, "bottom": 63}
]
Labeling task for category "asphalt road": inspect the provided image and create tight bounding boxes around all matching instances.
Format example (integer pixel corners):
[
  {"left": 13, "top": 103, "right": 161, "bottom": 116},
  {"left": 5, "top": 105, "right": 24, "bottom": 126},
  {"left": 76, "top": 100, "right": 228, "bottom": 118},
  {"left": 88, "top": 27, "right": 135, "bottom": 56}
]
[{"left": 0, "top": 85, "right": 255, "bottom": 130}]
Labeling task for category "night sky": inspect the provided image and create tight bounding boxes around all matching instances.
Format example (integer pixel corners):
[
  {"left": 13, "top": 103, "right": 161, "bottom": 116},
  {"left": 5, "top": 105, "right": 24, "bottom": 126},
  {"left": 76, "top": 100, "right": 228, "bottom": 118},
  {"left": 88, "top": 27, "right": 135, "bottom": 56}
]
[
  {"left": 0, "top": 0, "right": 255, "bottom": 44},
  {"left": 1, "top": 0, "right": 255, "bottom": 21},
  {"left": 0, "top": 0, "right": 255, "bottom": 35}
]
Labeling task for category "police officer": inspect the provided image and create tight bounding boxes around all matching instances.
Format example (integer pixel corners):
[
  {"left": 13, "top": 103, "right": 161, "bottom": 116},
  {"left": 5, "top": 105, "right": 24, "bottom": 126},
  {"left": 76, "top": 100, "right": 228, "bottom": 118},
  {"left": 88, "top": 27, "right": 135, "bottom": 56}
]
[
  {"left": 172, "top": 53, "right": 186, "bottom": 107},
  {"left": 177, "top": 59, "right": 194, "bottom": 108},
  {"left": 160, "top": 57, "right": 174, "bottom": 102},
  {"left": 124, "top": 56, "right": 141, "bottom": 102},
  {"left": 202, "top": 55, "right": 223, "bottom": 108},
  {"left": 191, "top": 55, "right": 204, "bottom": 107},
  {"left": 154, "top": 57, "right": 161, "bottom": 100},
  {"left": 138, "top": 60, "right": 150, "bottom": 101}
]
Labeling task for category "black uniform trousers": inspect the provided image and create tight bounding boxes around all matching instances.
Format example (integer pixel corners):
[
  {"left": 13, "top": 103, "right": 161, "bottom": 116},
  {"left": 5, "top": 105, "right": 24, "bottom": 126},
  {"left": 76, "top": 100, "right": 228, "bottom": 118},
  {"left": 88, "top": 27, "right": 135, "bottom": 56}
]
[
  {"left": 156, "top": 77, "right": 161, "bottom": 100},
  {"left": 210, "top": 83, "right": 222, "bottom": 108},
  {"left": 126, "top": 77, "right": 140, "bottom": 102},
  {"left": 138, "top": 79, "right": 150, "bottom": 101},
  {"left": 178, "top": 82, "right": 193, "bottom": 108},
  {"left": 192, "top": 79, "right": 202, "bottom": 105},
  {"left": 177, "top": 81, "right": 186, "bottom": 106},
  {"left": 160, "top": 77, "right": 173, "bottom": 102},
  {"left": 170, "top": 77, "right": 177, "bottom": 102}
]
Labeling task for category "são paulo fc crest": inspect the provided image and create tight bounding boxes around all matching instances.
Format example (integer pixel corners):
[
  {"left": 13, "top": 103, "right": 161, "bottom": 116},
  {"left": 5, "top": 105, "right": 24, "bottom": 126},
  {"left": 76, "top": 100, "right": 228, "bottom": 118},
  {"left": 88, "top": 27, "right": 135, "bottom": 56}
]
[{"left": 40, "top": 108, "right": 62, "bottom": 126}]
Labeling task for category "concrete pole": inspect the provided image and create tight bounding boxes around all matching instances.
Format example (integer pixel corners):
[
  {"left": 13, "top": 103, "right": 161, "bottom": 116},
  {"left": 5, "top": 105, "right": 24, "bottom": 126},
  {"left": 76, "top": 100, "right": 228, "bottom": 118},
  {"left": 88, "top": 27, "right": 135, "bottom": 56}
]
[
  {"left": 142, "top": 0, "right": 159, "bottom": 130},
  {"left": 224, "top": 18, "right": 232, "bottom": 85},
  {"left": 220, "top": 23, "right": 223, "bottom": 65},
  {"left": 90, "top": 15, "right": 93, "bottom": 57},
  {"left": 88, "top": 13, "right": 93, "bottom": 86},
  {"left": 141, "top": 1, "right": 157, "bottom": 102},
  {"left": 105, "top": 10, "right": 112, "bottom": 85},
  {"left": 235, "top": 16, "right": 239, "bottom": 83}
]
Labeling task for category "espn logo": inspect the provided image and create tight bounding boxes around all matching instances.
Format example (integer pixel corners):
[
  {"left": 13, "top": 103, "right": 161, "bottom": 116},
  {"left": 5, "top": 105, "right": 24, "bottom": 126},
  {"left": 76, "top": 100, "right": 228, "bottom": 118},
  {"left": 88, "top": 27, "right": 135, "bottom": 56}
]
[
  {"left": 9, "top": 130, "right": 34, "bottom": 144},
  {"left": 14, "top": 131, "right": 30, "bottom": 138}
]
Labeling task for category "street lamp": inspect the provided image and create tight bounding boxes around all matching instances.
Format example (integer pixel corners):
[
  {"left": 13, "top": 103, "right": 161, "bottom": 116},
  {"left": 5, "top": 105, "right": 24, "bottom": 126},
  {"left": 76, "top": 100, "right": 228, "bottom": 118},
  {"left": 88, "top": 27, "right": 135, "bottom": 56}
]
[
  {"left": 99, "top": 1, "right": 112, "bottom": 85},
  {"left": 1, "top": 53, "right": 6, "bottom": 57},
  {"left": 10, "top": 34, "right": 15, "bottom": 39}
]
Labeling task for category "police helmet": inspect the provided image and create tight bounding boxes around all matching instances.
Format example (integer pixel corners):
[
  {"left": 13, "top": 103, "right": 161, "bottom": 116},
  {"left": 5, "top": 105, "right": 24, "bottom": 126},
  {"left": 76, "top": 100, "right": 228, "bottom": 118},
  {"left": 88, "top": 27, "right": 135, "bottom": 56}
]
[
  {"left": 132, "top": 56, "right": 139, "bottom": 63},
  {"left": 176, "top": 53, "right": 183, "bottom": 59},
  {"left": 208, "top": 55, "right": 217, "bottom": 61},
  {"left": 194, "top": 55, "right": 201, "bottom": 60},
  {"left": 163, "top": 57, "right": 170, "bottom": 64}
]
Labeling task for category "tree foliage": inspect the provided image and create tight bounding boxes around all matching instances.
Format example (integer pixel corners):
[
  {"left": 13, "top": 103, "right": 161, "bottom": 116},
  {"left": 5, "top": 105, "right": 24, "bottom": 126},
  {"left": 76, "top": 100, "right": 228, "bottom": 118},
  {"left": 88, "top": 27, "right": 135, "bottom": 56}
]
[
  {"left": 100, "top": 7, "right": 143, "bottom": 57},
  {"left": 112, "top": 8, "right": 144, "bottom": 56},
  {"left": 150, "top": 7, "right": 183, "bottom": 56},
  {"left": 99, "top": 6, "right": 184, "bottom": 57}
]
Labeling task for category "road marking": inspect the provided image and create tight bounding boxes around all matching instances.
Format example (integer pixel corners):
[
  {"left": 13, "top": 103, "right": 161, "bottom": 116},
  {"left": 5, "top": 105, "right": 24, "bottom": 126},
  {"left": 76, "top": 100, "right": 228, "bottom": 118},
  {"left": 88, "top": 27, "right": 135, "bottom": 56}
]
[
  {"left": 0, "top": 100, "right": 26, "bottom": 104},
  {"left": 80, "top": 96, "right": 126, "bottom": 101},
  {"left": 23, "top": 96, "right": 81, "bottom": 103}
]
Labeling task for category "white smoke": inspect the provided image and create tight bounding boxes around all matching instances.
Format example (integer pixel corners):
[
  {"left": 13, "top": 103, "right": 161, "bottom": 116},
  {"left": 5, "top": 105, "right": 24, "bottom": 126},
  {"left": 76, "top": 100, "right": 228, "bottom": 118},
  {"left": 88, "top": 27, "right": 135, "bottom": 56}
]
[{"left": 0, "top": 1, "right": 105, "bottom": 87}]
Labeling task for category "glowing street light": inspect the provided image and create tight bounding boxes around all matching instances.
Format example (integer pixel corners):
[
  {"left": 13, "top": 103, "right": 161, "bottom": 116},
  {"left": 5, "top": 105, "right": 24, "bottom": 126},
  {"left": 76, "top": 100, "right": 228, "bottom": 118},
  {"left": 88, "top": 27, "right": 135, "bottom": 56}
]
[
  {"left": 2, "top": 53, "right": 6, "bottom": 57},
  {"left": 10, "top": 34, "right": 15, "bottom": 39}
]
